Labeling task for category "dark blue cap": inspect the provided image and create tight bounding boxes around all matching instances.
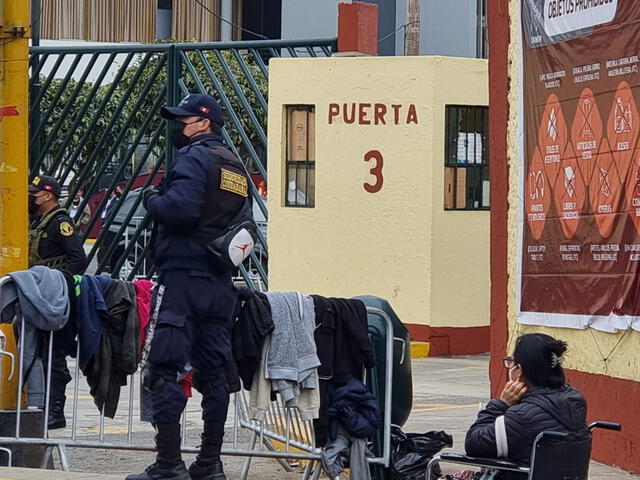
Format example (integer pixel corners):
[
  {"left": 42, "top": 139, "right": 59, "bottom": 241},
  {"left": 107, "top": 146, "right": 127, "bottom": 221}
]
[
  {"left": 160, "top": 94, "right": 224, "bottom": 126},
  {"left": 29, "top": 175, "right": 61, "bottom": 197}
]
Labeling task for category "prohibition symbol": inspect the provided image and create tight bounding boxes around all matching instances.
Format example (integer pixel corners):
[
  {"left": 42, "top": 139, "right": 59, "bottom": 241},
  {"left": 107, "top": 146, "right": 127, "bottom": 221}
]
[
  {"left": 591, "top": 139, "right": 621, "bottom": 239},
  {"left": 580, "top": 99, "right": 594, "bottom": 138},
  {"left": 607, "top": 81, "right": 639, "bottom": 178},
  {"left": 548, "top": 107, "right": 558, "bottom": 141},
  {"left": 614, "top": 96, "right": 632, "bottom": 134},
  {"left": 525, "top": 147, "right": 551, "bottom": 240},
  {"left": 571, "top": 88, "right": 602, "bottom": 188},
  {"left": 553, "top": 144, "right": 585, "bottom": 239},
  {"left": 539, "top": 93, "right": 567, "bottom": 185}
]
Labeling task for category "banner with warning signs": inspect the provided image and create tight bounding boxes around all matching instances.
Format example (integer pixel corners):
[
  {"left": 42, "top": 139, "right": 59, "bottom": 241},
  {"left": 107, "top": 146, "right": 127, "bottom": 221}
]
[{"left": 518, "top": 0, "right": 640, "bottom": 332}]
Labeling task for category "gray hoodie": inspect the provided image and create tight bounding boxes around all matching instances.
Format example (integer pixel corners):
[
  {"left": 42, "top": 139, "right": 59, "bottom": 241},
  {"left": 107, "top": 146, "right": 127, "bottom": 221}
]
[
  {"left": 6, "top": 267, "right": 70, "bottom": 407},
  {"left": 264, "top": 292, "right": 320, "bottom": 416}
]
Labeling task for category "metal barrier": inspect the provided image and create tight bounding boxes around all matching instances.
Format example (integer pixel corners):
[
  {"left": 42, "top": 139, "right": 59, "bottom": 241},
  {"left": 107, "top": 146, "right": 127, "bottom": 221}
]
[
  {"left": 0, "top": 277, "right": 393, "bottom": 478},
  {"left": 29, "top": 38, "right": 337, "bottom": 287}
]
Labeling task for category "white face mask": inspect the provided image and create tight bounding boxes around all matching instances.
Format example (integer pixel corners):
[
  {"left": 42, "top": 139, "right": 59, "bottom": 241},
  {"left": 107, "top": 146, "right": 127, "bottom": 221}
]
[{"left": 508, "top": 365, "right": 520, "bottom": 382}]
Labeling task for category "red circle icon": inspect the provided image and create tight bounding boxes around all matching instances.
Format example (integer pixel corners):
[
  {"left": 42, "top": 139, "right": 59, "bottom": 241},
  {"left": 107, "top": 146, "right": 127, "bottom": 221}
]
[
  {"left": 539, "top": 93, "right": 568, "bottom": 187},
  {"left": 571, "top": 87, "right": 603, "bottom": 187},
  {"left": 554, "top": 144, "right": 585, "bottom": 239},
  {"left": 525, "top": 147, "right": 551, "bottom": 240},
  {"left": 590, "top": 139, "right": 622, "bottom": 238},
  {"left": 607, "top": 81, "right": 640, "bottom": 179}
]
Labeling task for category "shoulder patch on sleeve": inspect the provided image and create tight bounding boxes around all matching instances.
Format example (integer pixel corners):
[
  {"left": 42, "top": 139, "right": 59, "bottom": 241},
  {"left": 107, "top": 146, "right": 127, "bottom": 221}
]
[
  {"left": 60, "top": 221, "right": 74, "bottom": 237},
  {"left": 220, "top": 168, "right": 248, "bottom": 197}
]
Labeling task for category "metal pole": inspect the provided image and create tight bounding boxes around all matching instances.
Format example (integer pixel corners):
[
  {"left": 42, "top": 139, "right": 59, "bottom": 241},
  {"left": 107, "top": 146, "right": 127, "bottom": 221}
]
[
  {"left": 30, "top": 0, "right": 42, "bottom": 172},
  {"left": 405, "top": 0, "right": 421, "bottom": 56},
  {"left": 0, "top": 0, "right": 30, "bottom": 411}
]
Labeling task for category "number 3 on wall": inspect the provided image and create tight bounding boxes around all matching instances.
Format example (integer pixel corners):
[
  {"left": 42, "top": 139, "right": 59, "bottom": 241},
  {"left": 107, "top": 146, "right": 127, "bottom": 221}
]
[{"left": 363, "top": 150, "right": 384, "bottom": 193}]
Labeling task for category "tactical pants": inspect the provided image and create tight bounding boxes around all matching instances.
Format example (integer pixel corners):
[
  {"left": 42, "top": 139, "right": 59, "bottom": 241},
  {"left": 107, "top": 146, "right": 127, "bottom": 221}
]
[
  {"left": 41, "top": 336, "right": 72, "bottom": 399},
  {"left": 146, "top": 269, "right": 236, "bottom": 424}
]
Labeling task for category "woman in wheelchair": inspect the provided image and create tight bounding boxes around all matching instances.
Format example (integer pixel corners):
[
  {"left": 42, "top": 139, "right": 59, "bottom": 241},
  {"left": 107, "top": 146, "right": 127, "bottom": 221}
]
[{"left": 463, "top": 333, "right": 587, "bottom": 479}]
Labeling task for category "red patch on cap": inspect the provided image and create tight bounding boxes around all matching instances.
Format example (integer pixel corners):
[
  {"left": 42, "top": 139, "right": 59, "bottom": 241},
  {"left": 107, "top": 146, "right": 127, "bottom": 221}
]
[
  {"left": 43, "top": 185, "right": 53, "bottom": 191},
  {"left": 199, "top": 106, "right": 211, "bottom": 114}
]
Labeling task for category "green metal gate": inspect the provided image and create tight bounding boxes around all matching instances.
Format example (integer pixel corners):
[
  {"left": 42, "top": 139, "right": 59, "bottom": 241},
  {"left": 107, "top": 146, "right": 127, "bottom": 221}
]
[{"left": 29, "top": 39, "right": 336, "bottom": 288}]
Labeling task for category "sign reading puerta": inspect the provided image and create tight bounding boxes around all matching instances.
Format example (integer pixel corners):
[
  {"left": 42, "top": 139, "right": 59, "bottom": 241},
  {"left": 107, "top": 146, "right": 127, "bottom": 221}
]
[{"left": 519, "top": 0, "right": 640, "bottom": 332}]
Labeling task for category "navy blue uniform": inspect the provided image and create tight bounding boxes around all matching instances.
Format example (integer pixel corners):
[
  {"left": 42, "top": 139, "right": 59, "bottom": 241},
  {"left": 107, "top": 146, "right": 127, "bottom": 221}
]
[{"left": 144, "top": 133, "right": 247, "bottom": 424}]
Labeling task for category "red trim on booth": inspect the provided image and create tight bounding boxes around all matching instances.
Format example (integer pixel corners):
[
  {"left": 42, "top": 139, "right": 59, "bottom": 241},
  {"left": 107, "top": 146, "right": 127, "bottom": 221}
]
[
  {"left": 405, "top": 324, "right": 490, "bottom": 356},
  {"left": 565, "top": 369, "right": 640, "bottom": 473},
  {"left": 488, "top": 0, "right": 511, "bottom": 399}
]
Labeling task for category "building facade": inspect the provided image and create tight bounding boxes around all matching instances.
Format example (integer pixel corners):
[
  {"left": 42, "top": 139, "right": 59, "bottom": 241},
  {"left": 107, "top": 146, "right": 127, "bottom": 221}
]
[{"left": 267, "top": 56, "right": 490, "bottom": 355}]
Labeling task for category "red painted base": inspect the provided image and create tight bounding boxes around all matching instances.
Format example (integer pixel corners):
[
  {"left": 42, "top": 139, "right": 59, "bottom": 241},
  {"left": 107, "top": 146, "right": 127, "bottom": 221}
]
[
  {"left": 405, "top": 324, "right": 490, "bottom": 356},
  {"left": 565, "top": 369, "right": 640, "bottom": 474}
]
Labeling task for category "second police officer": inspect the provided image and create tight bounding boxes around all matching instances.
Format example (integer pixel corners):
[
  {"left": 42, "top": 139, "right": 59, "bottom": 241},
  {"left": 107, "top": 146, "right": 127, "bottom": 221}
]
[
  {"left": 28, "top": 175, "right": 87, "bottom": 430},
  {"left": 128, "top": 94, "right": 250, "bottom": 480}
]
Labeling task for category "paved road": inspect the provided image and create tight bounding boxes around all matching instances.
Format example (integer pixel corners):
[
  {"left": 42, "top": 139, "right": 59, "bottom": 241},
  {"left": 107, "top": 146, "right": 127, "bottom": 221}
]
[{"left": 26, "top": 355, "right": 639, "bottom": 479}]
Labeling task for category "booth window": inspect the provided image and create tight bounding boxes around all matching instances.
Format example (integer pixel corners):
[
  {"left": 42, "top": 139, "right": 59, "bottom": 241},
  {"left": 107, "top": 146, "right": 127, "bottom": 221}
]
[
  {"left": 285, "top": 105, "right": 316, "bottom": 208},
  {"left": 444, "top": 105, "right": 489, "bottom": 210}
]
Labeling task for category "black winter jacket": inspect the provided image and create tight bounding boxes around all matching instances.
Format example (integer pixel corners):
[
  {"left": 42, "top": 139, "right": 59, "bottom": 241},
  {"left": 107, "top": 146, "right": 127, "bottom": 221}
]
[{"left": 465, "top": 384, "right": 587, "bottom": 479}]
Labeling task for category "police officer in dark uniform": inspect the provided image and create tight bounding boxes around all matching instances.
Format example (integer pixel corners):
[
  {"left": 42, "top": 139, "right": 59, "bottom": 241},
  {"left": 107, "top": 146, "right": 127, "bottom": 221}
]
[
  {"left": 29, "top": 175, "right": 87, "bottom": 275},
  {"left": 28, "top": 175, "right": 87, "bottom": 429},
  {"left": 128, "top": 94, "right": 249, "bottom": 480}
]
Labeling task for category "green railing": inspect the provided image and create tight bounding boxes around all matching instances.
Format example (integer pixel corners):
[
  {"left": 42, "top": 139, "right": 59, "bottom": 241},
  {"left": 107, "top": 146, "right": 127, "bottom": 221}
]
[{"left": 29, "top": 39, "right": 337, "bottom": 288}]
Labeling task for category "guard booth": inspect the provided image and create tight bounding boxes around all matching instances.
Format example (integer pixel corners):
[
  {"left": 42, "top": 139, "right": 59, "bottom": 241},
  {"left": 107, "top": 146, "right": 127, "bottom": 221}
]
[{"left": 267, "top": 56, "right": 489, "bottom": 355}]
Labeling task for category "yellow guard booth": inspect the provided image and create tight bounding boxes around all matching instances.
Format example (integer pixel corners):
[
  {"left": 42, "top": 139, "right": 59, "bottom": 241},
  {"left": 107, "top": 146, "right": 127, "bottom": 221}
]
[{"left": 267, "top": 56, "right": 489, "bottom": 355}]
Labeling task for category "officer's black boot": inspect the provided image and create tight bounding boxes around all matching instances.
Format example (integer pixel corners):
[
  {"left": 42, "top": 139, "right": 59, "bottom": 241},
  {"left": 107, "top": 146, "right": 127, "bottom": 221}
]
[
  {"left": 47, "top": 393, "right": 66, "bottom": 430},
  {"left": 125, "top": 423, "right": 189, "bottom": 480},
  {"left": 188, "top": 421, "right": 226, "bottom": 480}
]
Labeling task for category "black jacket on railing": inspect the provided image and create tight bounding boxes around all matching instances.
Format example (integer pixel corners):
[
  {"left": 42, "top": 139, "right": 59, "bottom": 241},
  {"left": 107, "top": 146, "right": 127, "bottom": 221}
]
[{"left": 465, "top": 384, "right": 587, "bottom": 479}]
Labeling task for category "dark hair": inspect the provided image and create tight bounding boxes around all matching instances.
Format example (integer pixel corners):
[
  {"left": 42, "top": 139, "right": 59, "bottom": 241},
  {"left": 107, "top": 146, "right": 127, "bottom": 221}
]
[{"left": 513, "top": 333, "right": 567, "bottom": 388}]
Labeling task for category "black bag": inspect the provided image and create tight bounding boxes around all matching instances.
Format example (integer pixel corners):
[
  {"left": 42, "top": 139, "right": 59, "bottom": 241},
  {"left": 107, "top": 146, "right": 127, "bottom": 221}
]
[
  {"left": 390, "top": 426, "right": 453, "bottom": 480},
  {"left": 204, "top": 146, "right": 258, "bottom": 270},
  {"left": 205, "top": 204, "right": 257, "bottom": 270}
]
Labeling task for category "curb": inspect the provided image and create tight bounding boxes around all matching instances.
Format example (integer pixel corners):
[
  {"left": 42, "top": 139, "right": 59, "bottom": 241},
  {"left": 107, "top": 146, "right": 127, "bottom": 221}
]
[{"left": 410, "top": 341, "right": 430, "bottom": 358}]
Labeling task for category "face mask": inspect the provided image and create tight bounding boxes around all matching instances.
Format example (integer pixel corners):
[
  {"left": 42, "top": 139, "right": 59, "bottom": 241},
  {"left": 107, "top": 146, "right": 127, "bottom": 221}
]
[
  {"left": 169, "top": 121, "right": 190, "bottom": 149},
  {"left": 28, "top": 195, "right": 40, "bottom": 215},
  {"left": 73, "top": 197, "right": 81, "bottom": 205},
  {"left": 508, "top": 365, "right": 520, "bottom": 382},
  {"left": 114, "top": 191, "right": 122, "bottom": 198}
]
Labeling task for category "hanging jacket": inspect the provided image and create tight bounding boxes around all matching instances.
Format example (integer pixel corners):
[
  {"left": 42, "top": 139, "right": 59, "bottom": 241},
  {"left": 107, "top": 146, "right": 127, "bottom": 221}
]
[
  {"left": 85, "top": 280, "right": 139, "bottom": 418},
  {"left": 76, "top": 274, "right": 112, "bottom": 372},
  {"left": 133, "top": 279, "right": 154, "bottom": 354},
  {"left": 3, "top": 267, "right": 70, "bottom": 407},
  {"left": 311, "top": 296, "right": 375, "bottom": 383},
  {"left": 312, "top": 296, "right": 375, "bottom": 446},
  {"left": 265, "top": 292, "right": 320, "bottom": 406},
  {"left": 232, "top": 286, "right": 274, "bottom": 389},
  {"left": 465, "top": 384, "right": 587, "bottom": 480},
  {"left": 328, "top": 375, "right": 381, "bottom": 440}
]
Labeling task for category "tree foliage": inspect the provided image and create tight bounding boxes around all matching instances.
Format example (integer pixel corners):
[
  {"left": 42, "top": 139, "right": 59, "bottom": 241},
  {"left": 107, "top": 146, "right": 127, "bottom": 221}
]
[{"left": 33, "top": 44, "right": 269, "bottom": 194}]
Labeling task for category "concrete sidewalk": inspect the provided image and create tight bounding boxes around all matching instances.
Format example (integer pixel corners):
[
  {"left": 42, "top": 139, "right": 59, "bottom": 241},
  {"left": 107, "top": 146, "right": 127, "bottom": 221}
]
[
  {"left": 0, "top": 468, "right": 120, "bottom": 479},
  {"left": 1, "top": 355, "right": 636, "bottom": 479}
]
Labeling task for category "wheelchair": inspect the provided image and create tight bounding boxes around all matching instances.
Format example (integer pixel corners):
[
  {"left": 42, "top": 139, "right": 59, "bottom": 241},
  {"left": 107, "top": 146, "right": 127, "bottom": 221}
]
[{"left": 425, "top": 421, "right": 621, "bottom": 480}]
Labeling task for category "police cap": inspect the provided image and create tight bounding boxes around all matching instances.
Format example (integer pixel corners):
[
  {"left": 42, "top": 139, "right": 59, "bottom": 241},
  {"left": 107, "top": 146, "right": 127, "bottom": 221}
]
[
  {"left": 28, "top": 175, "right": 61, "bottom": 198},
  {"left": 160, "top": 94, "right": 224, "bottom": 126}
]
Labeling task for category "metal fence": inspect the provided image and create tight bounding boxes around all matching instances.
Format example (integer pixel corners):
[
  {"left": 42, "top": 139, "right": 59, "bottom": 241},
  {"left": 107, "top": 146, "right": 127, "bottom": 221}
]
[
  {"left": 29, "top": 39, "right": 337, "bottom": 288},
  {"left": 0, "top": 275, "right": 394, "bottom": 480}
]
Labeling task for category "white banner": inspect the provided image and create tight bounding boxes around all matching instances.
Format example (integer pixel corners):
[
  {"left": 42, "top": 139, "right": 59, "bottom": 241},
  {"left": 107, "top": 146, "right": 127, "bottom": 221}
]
[{"left": 543, "top": 0, "right": 618, "bottom": 37}]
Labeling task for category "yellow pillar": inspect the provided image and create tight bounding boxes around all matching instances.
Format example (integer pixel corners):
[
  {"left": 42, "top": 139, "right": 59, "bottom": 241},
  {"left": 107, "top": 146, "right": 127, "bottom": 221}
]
[{"left": 0, "top": 0, "right": 30, "bottom": 409}]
